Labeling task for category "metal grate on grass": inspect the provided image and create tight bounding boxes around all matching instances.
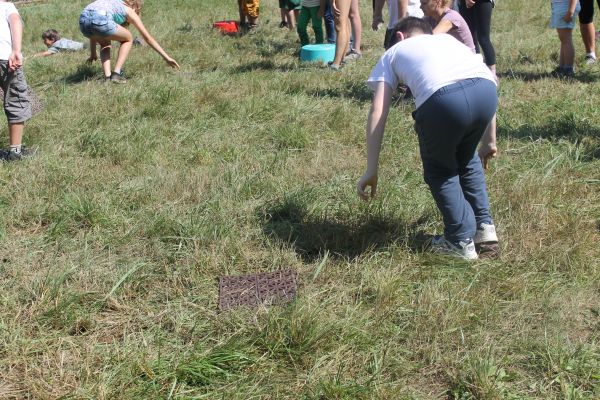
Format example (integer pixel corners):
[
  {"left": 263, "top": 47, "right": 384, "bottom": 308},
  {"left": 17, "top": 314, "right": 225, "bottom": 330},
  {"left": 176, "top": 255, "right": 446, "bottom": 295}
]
[{"left": 218, "top": 270, "right": 297, "bottom": 311}]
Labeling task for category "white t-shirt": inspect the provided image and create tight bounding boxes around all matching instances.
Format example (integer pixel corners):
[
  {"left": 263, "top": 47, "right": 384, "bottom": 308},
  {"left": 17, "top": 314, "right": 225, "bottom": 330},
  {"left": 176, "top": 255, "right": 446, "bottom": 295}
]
[
  {"left": 388, "top": 0, "right": 424, "bottom": 29},
  {"left": 367, "top": 34, "right": 496, "bottom": 108},
  {"left": 0, "top": 2, "right": 18, "bottom": 60}
]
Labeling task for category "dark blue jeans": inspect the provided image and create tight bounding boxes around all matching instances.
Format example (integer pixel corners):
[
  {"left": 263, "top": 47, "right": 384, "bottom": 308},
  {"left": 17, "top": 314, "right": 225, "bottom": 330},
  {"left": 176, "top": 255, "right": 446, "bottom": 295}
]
[
  {"left": 324, "top": 0, "right": 336, "bottom": 44},
  {"left": 413, "top": 78, "right": 497, "bottom": 243}
]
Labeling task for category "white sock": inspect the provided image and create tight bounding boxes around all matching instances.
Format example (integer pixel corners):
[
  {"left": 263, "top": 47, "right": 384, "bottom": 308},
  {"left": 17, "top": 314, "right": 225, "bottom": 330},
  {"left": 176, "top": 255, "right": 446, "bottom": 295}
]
[
  {"left": 9, "top": 144, "right": 21, "bottom": 154},
  {"left": 587, "top": 52, "right": 596, "bottom": 59}
]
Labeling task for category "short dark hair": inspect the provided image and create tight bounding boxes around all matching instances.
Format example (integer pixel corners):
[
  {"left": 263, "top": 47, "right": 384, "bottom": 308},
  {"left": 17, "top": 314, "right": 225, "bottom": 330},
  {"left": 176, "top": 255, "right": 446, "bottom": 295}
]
[
  {"left": 387, "top": 17, "right": 433, "bottom": 49},
  {"left": 42, "top": 29, "right": 60, "bottom": 42}
]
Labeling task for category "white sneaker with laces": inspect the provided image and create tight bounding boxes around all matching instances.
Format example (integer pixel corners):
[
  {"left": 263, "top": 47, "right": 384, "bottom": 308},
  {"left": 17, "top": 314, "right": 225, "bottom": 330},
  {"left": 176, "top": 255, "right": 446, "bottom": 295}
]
[
  {"left": 428, "top": 235, "right": 478, "bottom": 260},
  {"left": 474, "top": 223, "right": 498, "bottom": 244}
]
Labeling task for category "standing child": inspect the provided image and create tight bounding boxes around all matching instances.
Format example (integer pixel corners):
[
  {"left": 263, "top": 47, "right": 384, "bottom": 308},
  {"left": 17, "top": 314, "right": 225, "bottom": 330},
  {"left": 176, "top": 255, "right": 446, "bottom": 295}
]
[
  {"left": 0, "top": 0, "right": 32, "bottom": 161},
  {"left": 297, "top": 0, "right": 324, "bottom": 46},
  {"left": 550, "top": 0, "right": 581, "bottom": 77},
  {"left": 79, "top": 0, "right": 179, "bottom": 84},
  {"left": 238, "top": 0, "right": 260, "bottom": 31},
  {"left": 280, "top": 0, "right": 300, "bottom": 30}
]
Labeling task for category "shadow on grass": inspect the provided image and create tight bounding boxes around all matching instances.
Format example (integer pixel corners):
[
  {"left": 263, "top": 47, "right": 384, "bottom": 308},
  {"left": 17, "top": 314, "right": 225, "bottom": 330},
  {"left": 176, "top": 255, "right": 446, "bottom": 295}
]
[
  {"left": 232, "top": 60, "right": 297, "bottom": 73},
  {"left": 500, "top": 116, "right": 600, "bottom": 160},
  {"left": 61, "top": 64, "right": 99, "bottom": 84},
  {"left": 499, "top": 69, "right": 600, "bottom": 83},
  {"left": 259, "top": 196, "right": 431, "bottom": 263}
]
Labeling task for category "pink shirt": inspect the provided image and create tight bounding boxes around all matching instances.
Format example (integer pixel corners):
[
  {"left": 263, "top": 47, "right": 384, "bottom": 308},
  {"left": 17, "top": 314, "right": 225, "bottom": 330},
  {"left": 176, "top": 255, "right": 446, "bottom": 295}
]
[{"left": 425, "top": 9, "right": 476, "bottom": 53}]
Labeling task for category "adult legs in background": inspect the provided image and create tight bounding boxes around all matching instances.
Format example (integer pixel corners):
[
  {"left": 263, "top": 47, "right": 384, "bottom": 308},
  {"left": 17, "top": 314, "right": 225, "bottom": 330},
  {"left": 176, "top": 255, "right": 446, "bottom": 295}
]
[
  {"left": 324, "top": 0, "right": 336, "bottom": 43},
  {"left": 579, "top": 0, "right": 597, "bottom": 63},
  {"left": 331, "top": 0, "right": 351, "bottom": 67},
  {"left": 348, "top": 0, "right": 362, "bottom": 54},
  {"left": 473, "top": 1, "right": 496, "bottom": 73}
]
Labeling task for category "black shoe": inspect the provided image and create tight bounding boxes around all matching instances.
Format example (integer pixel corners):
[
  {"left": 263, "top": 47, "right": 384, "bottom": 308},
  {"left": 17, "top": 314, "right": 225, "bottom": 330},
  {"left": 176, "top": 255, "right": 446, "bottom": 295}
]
[
  {"left": 1, "top": 146, "right": 37, "bottom": 162},
  {"left": 110, "top": 71, "right": 127, "bottom": 84}
]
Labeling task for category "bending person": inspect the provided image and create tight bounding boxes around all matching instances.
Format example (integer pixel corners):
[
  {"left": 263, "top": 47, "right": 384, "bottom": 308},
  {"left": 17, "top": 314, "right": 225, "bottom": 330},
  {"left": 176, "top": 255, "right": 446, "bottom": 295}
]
[
  {"left": 357, "top": 17, "right": 499, "bottom": 260},
  {"left": 79, "top": 0, "right": 179, "bottom": 84},
  {"left": 422, "top": 0, "right": 496, "bottom": 167}
]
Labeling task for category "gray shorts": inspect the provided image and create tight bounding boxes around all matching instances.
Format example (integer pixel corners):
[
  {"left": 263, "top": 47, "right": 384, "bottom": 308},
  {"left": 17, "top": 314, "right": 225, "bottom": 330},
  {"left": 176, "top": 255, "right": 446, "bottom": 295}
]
[{"left": 0, "top": 61, "right": 31, "bottom": 123}]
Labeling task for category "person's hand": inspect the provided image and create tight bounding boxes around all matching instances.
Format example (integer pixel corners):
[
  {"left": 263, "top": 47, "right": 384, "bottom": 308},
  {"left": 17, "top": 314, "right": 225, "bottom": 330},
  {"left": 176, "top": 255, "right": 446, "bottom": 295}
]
[
  {"left": 466, "top": 0, "right": 476, "bottom": 8},
  {"left": 563, "top": 12, "right": 574, "bottom": 23},
  {"left": 332, "top": 0, "right": 341, "bottom": 17},
  {"left": 357, "top": 171, "right": 378, "bottom": 201},
  {"left": 8, "top": 51, "right": 23, "bottom": 71},
  {"left": 372, "top": 16, "right": 384, "bottom": 31},
  {"left": 165, "top": 57, "right": 180, "bottom": 69},
  {"left": 86, "top": 55, "right": 97, "bottom": 64},
  {"left": 317, "top": 7, "right": 324, "bottom": 18},
  {"left": 478, "top": 142, "right": 497, "bottom": 170}
]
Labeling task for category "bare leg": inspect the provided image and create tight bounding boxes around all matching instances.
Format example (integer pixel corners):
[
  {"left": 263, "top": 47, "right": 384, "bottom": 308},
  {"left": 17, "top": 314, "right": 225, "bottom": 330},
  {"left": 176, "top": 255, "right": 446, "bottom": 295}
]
[
  {"left": 332, "top": 0, "right": 351, "bottom": 67},
  {"left": 348, "top": 0, "right": 362, "bottom": 53},
  {"left": 8, "top": 122, "right": 24, "bottom": 146},
  {"left": 557, "top": 28, "right": 575, "bottom": 67},
  {"left": 112, "top": 26, "right": 134, "bottom": 73},
  {"left": 98, "top": 40, "right": 112, "bottom": 77},
  {"left": 580, "top": 22, "right": 596, "bottom": 61}
]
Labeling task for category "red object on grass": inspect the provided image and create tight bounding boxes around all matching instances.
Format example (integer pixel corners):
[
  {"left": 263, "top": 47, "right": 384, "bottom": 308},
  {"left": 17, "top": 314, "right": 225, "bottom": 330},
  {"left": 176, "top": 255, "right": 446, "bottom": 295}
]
[{"left": 213, "top": 20, "right": 239, "bottom": 34}]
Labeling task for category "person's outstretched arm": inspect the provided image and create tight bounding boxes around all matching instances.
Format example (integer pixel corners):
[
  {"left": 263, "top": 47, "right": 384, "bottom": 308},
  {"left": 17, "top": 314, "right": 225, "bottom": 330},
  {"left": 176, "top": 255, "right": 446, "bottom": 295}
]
[
  {"left": 8, "top": 12, "right": 23, "bottom": 71},
  {"left": 87, "top": 38, "right": 98, "bottom": 62},
  {"left": 357, "top": 81, "right": 394, "bottom": 200},
  {"left": 126, "top": 8, "right": 180, "bottom": 69},
  {"left": 33, "top": 50, "right": 53, "bottom": 57}
]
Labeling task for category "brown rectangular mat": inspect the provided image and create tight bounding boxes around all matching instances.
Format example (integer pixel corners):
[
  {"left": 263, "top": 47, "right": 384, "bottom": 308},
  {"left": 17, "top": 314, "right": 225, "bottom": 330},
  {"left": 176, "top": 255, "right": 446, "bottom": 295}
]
[{"left": 219, "top": 270, "right": 297, "bottom": 311}]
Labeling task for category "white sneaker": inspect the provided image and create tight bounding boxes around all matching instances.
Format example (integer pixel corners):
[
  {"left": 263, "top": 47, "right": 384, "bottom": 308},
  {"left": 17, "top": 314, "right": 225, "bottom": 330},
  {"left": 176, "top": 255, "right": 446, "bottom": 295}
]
[
  {"left": 474, "top": 223, "right": 498, "bottom": 244},
  {"left": 427, "top": 235, "right": 478, "bottom": 260},
  {"left": 585, "top": 54, "right": 597, "bottom": 65}
]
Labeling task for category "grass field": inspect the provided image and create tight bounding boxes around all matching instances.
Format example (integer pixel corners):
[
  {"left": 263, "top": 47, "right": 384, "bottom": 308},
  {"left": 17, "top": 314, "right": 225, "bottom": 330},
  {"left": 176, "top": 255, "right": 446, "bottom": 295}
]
[{"left": 0, "top": 0, "right": 598, "bottom": 398}]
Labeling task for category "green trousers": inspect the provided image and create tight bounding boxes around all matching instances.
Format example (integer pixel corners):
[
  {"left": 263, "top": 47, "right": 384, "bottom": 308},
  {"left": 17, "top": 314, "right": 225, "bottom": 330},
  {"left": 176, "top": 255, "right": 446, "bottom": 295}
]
[{"left": 297, "top": 6, "right": 323, "bottom": 46}]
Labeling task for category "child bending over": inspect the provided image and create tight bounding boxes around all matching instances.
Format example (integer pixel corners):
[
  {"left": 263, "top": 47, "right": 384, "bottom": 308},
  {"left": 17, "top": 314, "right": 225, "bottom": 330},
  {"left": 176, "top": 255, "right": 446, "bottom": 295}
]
[{"left": 79, "top": 0, "right": 179, "bottom": 84}]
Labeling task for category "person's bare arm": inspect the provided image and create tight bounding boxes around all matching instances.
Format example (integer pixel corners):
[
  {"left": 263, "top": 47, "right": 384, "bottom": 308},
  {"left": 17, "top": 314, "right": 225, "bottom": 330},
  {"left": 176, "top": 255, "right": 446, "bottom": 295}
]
[
  {"left": 357, "top": 82, "right": 394, "bottom": 200},
  {"left": 33, "top": 50, "right": 53, "bottom": 58},
  {"left": 432, "top": 19, "right": 453, "bottom": 34},
  {"left": 87, "top": 38, "right": 98, "bottom": 62},
  {"left": 478, "top": 115, "right": 497, "bottom": 170},
  {"left": 398, "top": 0, "right": 409, "bottom": 19},
  {"left": 8, "top": 13, "right": 23, "bottom": 71},
  {"left": 126, "top": 8, "right": 179, "bottom": 69}
]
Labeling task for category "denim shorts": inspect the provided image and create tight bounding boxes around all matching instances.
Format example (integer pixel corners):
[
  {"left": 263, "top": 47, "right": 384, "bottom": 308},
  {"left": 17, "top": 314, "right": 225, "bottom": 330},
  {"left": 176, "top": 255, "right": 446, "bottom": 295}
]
[
  {"left": 550, "top": 1, "right": 581, "bottom": 29},
  {"left": 79, "top": 9, "right": 118, "bottom": 38}
]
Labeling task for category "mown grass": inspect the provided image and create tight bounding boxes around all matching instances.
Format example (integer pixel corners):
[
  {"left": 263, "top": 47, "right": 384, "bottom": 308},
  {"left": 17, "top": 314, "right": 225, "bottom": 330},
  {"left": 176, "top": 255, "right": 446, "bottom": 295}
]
[{"left": 0, "top": 0, "right": 597, "bottom": 398}]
